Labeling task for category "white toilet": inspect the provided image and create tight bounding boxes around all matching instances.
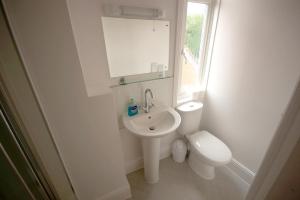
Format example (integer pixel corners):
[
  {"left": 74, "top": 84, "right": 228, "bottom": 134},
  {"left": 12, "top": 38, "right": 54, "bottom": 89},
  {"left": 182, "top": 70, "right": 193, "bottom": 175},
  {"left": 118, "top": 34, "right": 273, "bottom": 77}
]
[{"left": 176, "top": 101, "right": 232, "bottom": 180}]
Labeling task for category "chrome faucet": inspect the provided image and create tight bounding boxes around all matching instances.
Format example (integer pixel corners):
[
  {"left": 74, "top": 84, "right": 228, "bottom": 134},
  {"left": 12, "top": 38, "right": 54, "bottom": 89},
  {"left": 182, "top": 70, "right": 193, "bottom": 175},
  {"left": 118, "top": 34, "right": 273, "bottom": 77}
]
[{"left": 143, "top": 88, "right": 154, "bottom": 113}]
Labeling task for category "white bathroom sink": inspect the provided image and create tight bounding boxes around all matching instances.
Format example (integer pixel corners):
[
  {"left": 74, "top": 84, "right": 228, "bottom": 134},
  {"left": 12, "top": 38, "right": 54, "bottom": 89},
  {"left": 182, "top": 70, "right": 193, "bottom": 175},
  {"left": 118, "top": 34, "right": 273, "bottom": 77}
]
[
  {"left": 123, "top": 104, "right": 181, "bottom": 138},
  {"left": 122, "top": 104, "right": 181, "bottom": 183}
]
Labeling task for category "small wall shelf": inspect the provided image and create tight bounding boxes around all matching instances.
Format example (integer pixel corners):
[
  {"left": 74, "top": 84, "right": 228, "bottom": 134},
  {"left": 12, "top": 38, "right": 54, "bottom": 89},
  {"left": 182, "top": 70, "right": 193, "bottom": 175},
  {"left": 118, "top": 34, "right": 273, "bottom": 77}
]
[{"left": 110, "top": 76, "right": 173, "bottom": 88}]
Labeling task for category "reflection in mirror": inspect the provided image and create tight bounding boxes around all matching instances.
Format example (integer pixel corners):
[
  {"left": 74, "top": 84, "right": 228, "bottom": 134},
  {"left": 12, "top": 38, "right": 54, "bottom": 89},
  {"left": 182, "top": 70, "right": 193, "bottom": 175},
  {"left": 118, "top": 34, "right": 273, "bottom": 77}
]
[{"left": 102, "top": 17, "right": 170, "bottom": 78}]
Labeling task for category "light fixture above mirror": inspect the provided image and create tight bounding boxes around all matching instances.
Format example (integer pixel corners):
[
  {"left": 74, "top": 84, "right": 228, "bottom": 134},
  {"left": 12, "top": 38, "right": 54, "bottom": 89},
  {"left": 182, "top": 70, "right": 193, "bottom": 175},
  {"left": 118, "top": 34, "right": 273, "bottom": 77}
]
[{"left": 103, "top": 4, "right": 165, "bottom": 19}]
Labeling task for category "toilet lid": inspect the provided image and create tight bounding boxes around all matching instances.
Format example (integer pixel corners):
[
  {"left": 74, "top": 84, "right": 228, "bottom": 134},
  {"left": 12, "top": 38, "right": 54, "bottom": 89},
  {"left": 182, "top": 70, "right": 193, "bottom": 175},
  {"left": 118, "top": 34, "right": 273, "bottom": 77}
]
[
  {"left": 176, "top": 101, "right": 203, "bottom": 112},
  {"left": 188, "top": 131, "right": 232, "bottom": 164}
]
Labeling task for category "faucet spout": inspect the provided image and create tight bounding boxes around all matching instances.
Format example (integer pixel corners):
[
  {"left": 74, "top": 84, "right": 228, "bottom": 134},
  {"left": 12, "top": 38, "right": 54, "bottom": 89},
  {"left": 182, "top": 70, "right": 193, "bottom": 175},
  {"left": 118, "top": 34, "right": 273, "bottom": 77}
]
[{"left": 143, "top": 89, "right": 154, "bottom": 113}]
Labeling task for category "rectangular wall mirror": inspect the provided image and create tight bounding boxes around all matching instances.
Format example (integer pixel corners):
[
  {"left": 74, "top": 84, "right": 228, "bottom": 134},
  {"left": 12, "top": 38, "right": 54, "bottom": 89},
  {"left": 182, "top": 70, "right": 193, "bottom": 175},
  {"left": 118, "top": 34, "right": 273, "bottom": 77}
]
[{"left": 102, "top": 17, "right": 170, "bottom": 78}]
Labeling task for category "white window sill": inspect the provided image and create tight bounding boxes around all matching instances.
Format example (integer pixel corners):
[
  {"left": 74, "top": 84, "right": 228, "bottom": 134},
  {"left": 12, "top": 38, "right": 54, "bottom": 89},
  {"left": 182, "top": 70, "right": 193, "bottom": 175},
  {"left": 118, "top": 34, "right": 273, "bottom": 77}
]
[{"left": 177, "top": 87, "right": 206, "bottom": 105}]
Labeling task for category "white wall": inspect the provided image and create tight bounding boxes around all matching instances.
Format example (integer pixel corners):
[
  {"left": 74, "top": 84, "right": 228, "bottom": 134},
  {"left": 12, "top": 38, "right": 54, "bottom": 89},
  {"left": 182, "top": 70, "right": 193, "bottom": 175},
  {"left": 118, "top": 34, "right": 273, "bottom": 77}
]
[
  {"left": 3, "top": 0, "right": 131, "bottom": 199},
  {"left": 65, "top": 0, "right": 111, "bottom": 97},
  {"left": 201, "top": 0, "right": 300, "bottom": 173}
]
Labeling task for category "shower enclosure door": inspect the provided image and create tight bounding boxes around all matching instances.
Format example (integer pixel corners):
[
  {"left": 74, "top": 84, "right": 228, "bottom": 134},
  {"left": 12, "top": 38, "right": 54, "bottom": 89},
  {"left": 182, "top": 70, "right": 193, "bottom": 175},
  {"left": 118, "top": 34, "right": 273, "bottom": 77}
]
[{"left": 0, "top": 105, "right": 55, "bottom": 200}]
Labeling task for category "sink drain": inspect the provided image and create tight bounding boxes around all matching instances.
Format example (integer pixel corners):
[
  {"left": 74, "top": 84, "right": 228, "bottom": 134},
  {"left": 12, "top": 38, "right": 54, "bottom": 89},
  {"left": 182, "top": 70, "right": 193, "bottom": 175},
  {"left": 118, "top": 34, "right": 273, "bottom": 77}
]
[{"left": 149, "top": 126, "right": 156, "bottom": 131}]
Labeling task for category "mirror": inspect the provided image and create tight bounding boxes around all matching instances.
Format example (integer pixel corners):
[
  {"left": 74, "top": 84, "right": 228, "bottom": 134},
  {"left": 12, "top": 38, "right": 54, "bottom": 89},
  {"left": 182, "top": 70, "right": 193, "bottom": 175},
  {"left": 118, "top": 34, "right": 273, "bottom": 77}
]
[{"left": 102, "top": 17, "right": 170, "bottom": 78}]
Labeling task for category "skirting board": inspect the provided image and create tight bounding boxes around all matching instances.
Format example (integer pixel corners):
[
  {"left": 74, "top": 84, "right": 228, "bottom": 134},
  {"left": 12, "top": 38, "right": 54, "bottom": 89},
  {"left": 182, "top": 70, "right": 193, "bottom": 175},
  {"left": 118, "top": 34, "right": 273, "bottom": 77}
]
[
  {"left": 226, "top": 158, "right": 255, "bottom": 185},
  {"left": 125, "top": 146, "right": 171, "bottom": 174},
  {"left": 97, "top": 184, "right": 131, "bottom": 200}
]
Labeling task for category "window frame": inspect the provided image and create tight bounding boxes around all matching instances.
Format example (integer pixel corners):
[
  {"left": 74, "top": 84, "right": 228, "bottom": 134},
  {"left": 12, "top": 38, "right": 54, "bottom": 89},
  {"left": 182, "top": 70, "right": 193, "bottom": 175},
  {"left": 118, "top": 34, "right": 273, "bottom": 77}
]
[{"left": 173, "top": 0, "right": 218, "bottom": 105}]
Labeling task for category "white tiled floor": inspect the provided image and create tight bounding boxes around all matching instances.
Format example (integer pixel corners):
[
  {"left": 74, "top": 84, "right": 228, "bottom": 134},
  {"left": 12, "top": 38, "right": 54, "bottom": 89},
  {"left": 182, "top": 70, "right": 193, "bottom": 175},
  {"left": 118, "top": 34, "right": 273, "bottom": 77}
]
[{"left": 127, "top": 158, "right": 249, "bottom": 200}]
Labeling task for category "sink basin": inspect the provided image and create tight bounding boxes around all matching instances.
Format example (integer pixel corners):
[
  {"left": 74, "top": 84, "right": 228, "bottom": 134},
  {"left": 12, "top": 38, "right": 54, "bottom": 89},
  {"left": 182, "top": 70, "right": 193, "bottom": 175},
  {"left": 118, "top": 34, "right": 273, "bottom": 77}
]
[
  {"left": 123, "top": 104, "right": 181, "bottom": 184},
  {"left": 123, "top": 105, "right": 181, "bottom": 138}
]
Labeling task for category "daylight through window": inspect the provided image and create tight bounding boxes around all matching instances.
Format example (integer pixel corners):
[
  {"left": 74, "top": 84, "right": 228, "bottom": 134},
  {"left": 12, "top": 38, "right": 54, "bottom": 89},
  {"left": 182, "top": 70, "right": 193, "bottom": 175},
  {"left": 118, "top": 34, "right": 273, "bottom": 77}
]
[{"left": 178, "top": 1, "right": 210, "bottom": 102}]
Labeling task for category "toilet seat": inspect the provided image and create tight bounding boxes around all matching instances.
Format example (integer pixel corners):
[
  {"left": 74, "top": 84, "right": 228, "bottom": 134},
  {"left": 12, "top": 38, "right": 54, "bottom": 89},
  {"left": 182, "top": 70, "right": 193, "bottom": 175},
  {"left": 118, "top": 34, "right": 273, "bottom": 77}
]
[{"left": 187, "top": 130, "right": 232, "bottom": 166}]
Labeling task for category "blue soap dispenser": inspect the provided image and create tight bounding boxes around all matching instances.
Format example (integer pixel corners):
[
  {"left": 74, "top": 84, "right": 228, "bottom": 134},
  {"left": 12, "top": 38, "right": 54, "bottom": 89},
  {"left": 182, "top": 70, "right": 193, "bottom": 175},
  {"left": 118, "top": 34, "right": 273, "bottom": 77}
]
[{"left": 127, "top": 98, "right": 138, "bottom": 117}]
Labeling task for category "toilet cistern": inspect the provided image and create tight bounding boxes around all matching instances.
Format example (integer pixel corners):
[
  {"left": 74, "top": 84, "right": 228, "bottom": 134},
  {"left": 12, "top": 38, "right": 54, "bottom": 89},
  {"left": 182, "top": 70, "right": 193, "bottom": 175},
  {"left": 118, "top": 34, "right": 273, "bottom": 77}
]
[{"left": 143, "top": 88, "right": 154, "bottom": 113}]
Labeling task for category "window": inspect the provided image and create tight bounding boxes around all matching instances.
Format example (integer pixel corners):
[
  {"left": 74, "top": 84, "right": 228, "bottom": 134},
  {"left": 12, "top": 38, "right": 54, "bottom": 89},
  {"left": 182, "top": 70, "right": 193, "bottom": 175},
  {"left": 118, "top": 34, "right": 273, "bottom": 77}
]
[{"left": 176, "top": 0, "right": 214, "bottom": 104}]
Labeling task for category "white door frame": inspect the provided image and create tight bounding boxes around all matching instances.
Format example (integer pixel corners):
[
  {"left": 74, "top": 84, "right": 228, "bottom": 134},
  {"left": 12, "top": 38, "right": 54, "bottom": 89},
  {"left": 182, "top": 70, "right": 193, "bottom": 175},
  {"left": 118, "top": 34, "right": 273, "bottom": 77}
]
[
  {"left": 246, "top": 79, "right": 300, "bottom": 200},
  {"left": 173, "top": 0, "right": 187, "bottom": 106}
]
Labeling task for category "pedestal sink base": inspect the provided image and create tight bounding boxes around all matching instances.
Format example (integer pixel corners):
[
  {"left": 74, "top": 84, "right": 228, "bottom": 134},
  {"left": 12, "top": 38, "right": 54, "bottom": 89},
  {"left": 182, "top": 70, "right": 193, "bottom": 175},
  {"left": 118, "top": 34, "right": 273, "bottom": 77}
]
[
  {"left": 123, "top": 104, "right": 181, "bottom": 184},
  {"left": 142, "top": 138, "right": 160, "bottom": 184}
]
